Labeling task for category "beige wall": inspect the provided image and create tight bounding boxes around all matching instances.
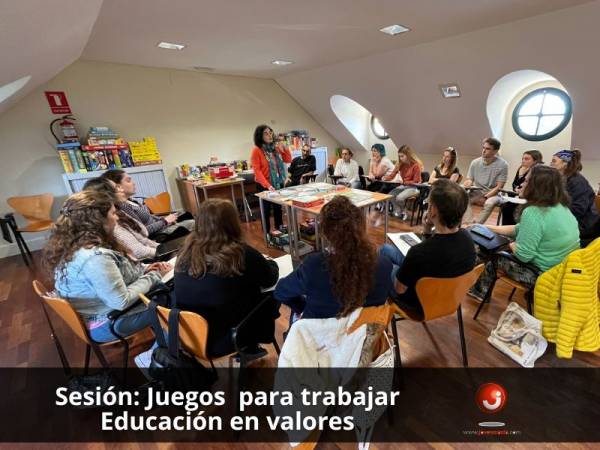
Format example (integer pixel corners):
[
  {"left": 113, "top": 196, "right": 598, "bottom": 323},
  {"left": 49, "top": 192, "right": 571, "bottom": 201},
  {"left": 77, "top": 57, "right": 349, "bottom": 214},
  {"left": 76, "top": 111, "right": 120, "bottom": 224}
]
[
  {"left": 0, "top": 60, "right": 340, "bottom": 257},
  {"left": 277, "top": 1, "right": 600, "bottom": 185}
]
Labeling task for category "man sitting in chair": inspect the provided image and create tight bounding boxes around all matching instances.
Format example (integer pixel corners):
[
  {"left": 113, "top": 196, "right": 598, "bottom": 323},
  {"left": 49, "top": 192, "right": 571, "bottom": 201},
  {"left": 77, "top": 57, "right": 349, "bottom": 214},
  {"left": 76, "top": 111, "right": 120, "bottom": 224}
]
[
  {"left": 287, "top": 144, "right": 316, "bottom": 186},
  {"left": 379, "top": 179, "right": 477, "bottom": 318}
]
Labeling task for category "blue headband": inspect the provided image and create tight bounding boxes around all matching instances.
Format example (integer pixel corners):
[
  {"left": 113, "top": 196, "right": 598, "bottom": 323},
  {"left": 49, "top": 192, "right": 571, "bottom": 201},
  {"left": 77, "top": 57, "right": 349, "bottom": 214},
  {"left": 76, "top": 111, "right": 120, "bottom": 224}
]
[{"left": 554, "top": 150, "right": 573, "bottom": 162}]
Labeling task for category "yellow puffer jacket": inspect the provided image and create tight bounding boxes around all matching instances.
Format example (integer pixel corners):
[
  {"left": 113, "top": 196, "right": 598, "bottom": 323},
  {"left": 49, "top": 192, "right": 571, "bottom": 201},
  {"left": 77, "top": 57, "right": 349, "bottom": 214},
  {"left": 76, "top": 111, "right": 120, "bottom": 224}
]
[{"left": 534, "top": 238, "right": 600, "bottom": 358}]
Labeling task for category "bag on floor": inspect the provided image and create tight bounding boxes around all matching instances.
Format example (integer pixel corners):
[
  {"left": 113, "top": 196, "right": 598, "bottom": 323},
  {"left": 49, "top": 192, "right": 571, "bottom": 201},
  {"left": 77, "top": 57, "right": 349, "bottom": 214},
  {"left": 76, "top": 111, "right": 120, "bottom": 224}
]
[{"left": 488, "top": 302, "right": 547, "bottom": 367}]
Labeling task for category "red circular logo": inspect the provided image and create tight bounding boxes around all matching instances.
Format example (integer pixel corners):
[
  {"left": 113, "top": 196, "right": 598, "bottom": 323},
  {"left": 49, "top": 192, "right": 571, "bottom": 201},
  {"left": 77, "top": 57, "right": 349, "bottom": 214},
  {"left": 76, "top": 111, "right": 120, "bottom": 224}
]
[{"left": 476, "top": 383, "right": 507, "bottom": 414}]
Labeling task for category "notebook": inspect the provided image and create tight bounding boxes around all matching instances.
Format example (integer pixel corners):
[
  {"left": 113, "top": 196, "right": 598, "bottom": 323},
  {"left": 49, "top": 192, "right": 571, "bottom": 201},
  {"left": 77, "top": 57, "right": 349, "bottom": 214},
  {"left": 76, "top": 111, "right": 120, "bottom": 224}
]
[{"left": 262, "top": 254, "right": 294, "bottom": 292}]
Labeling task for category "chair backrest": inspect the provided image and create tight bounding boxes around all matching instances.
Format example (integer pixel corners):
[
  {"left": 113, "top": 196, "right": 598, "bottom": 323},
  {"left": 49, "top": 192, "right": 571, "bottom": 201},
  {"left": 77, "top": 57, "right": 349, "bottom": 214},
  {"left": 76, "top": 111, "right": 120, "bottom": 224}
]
[
  {"left": 415, "top": 264, "right": 485, "bottom": 321},
  {"left": 358, "top": 166, "right": 366, "bottom": 189},
  {"left": 327, "top": 164, "right": 334, "bottom": 176},
  {"left": 595, "top": 195, "right": 600, "bottom": 214},
  {"left": 145, "top": 192, "right": 171, "bottom": 215},
  {"left": 139, "top": 293, "right": 210, "bottom": 360},
  {"left": 421, "top": 171, "right": 430, "bottom": 183},
  {"left": 32, "top": 280, "right": 92, "bottom": 344},
  {"left": 8, "top": 193, "right": 53, "bottom": 223}
]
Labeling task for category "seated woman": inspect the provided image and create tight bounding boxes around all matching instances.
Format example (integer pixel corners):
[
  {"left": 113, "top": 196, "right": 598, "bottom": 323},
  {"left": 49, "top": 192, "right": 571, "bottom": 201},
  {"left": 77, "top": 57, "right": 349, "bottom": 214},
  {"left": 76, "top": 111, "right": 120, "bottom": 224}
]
[
  {"left": 469, "top": 165, "right": 580, "bottom": 301},
  {"left": 274, "top": 196, "right": 392, "bottom": 319},
  {"left": 101, "top": 169, "right": 194, "bottom": 242},
  {"left": 428, "top": 147, "right": 460, "bottom": 184},
  {"left": 43, "top": 190, "right": 171, "bottom": 345},
  {"left": 333, "top": 147, "right": 361, "bottom": 189},
  {"left": 366, "top": 143, "right": 395, "bottom": 192},
  {"left": 174, "top": 199, "right": 280, "bottom": 357},
  {"left": 550, "top": 149, "right": 600, "bottom": 240},
  {"left": 83, "top": 177, "right": 160, "bottom": 260},
  {"left": 500, "top": 150, "right": 543, "bottom": 225},
  {"left": 384, "top": 145, "right": 423, "bottom": 219}
]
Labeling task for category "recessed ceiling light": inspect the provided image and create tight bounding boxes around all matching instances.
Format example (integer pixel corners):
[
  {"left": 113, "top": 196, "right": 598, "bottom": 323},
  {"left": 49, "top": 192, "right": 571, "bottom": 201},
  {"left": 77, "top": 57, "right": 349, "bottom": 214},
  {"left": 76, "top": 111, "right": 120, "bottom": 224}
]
[
  {"left": 440, "top": 83, "right": 461, "bottom": 98},
  {"left": 379, "top": 24, "right": 410, "bottom": 36},
  {"left": 272, "top": 60, "right": 294, "bottom": 66},
  {"left": 192, "top": 66, "right": 215, "bottom": 72},
  {"left": 157, "top": 41, "right": 186, "bottom": 50}
]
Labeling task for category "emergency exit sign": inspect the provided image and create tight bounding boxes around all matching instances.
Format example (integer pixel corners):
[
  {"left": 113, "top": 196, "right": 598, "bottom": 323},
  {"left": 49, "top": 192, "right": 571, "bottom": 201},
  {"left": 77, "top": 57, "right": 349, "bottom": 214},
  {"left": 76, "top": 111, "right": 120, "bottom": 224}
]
[{"left": 44, "top": 91, "right": 71, "bottom": 114}]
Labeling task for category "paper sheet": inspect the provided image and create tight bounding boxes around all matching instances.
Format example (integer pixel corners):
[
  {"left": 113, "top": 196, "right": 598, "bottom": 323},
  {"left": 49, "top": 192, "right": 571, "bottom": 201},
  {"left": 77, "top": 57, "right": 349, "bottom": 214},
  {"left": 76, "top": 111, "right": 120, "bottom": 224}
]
[
  {"left": 161, "top": 256, "right": 177, "bottom": 283},
  {"left": 262, "top": 254, "right": 294, "bottom": 292}
]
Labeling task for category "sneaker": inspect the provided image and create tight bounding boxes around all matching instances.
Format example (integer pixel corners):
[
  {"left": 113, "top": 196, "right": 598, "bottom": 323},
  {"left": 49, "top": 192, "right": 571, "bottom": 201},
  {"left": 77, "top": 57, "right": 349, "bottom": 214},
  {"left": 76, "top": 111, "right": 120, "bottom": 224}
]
[
  {"left": 134, "top": 348, "right": 154, "bottom": 369},
  {"left": 467, "top": 290, "right": 484, "bottom": 303}
]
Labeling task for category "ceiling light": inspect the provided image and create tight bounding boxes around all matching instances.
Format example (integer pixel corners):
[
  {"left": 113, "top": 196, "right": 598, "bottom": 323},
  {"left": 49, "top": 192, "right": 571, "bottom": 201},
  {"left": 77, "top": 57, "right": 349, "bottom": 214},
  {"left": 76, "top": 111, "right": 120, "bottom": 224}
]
[
  {"left": 379, "top": 24, "right": 410, "bottom": 36},
  {"left": 440, "top": 83, "right": 461, "bottom": 98},
  {"left": 272, "top": 60, "right": 294, "bottom": 66},
  {"left": 157, "top": 41, "right": 186, "bottom": 50}
]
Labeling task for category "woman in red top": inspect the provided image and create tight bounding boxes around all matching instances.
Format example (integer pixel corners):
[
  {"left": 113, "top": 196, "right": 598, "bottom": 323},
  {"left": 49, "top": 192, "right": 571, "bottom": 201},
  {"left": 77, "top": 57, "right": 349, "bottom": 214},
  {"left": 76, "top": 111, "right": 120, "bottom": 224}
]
[
  {"left": 384, "top": 145, "right": 423, "bottom": 219},
  {"left": 250, "top": 125, "right": 292, "bottom": 233}
]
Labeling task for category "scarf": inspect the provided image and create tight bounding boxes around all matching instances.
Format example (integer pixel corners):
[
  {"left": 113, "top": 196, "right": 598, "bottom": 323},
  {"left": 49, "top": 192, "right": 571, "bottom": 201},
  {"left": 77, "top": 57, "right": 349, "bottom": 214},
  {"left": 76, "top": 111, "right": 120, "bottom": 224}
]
[{"left": 262, "top": 143, "right": 286, "bottom": 189}]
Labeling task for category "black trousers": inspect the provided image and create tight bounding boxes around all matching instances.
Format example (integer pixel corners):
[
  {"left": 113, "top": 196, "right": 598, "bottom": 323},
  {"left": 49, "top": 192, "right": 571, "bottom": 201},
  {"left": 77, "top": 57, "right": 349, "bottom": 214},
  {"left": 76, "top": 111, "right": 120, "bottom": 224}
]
[{"left": 256, "top": 184, "right": 283, "bottom": 233}]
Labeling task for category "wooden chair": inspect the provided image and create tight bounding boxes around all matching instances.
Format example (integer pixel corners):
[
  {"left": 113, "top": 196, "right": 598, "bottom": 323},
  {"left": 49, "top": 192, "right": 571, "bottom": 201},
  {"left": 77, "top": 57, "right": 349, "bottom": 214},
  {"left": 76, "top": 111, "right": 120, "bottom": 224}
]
[
  {"left": 6, "top": 193, "right": 54, "bottom": 266},
  {"left": 144, "top": 191, "right": 172, "bottom": 215},
  {"left": 390, "top": 264, "right": 485, "bottom": 367},
  {"left": 32, "top": 280, "right": 141, "bottom": 380},
  {"left": 595, "top": 194, "right": 600, "bottom": 213},
  {"left": 139, "top": 293, "right": 279, "bottom": 370}
]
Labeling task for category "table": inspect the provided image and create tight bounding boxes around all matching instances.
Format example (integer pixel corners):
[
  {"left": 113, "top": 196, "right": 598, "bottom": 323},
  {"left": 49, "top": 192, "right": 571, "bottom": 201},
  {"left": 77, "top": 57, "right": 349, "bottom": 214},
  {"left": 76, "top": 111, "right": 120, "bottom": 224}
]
[
  {"left": 177, "top": 177, "right": 252, "bottom": 221},
  {"left": 256, "top": 183, "right": 392, "bottom": 259}
]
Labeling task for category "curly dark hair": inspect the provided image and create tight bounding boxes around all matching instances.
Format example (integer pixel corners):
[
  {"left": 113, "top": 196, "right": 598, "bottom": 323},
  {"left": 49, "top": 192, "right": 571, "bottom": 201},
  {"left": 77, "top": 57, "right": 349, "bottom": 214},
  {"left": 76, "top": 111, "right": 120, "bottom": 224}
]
[
  {"left": 82, "top": 177, "right": 143, "bottom": 234},
  {"left": 175, "top": 199, "right": 245, "bottom": 278},
  {"left": 319, "top": 196, "right": 377, "bottom": 317},
  {"left": 43, "top": 190, "right": 123, "bottom": 281},
  {"left": 253, "top": 124, "right": 274, "bottom": 148}
]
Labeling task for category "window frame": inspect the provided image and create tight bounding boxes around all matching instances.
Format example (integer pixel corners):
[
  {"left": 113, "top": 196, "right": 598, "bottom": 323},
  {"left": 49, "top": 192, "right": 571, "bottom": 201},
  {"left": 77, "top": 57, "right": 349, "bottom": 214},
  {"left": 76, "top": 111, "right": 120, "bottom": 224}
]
[
  {"left": 370, "top": 115, "right": 390, "bottom": 140},
  {"left": 511, "top": 87, "right": 572, "bottom": 142}
]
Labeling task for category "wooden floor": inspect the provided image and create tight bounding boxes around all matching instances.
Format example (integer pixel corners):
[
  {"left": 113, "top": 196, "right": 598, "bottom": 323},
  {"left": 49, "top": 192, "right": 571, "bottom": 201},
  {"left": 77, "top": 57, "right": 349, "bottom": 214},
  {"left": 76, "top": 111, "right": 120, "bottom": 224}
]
[{"left": 1, "top": 207, "right": 599, "bottom": 449}]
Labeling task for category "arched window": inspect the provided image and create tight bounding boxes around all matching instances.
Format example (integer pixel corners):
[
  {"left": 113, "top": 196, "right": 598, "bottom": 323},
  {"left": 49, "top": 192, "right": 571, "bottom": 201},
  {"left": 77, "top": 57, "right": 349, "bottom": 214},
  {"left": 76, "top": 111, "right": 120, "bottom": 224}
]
[{"left": 512, "top": 87, "right": 572, "bottom": 141}]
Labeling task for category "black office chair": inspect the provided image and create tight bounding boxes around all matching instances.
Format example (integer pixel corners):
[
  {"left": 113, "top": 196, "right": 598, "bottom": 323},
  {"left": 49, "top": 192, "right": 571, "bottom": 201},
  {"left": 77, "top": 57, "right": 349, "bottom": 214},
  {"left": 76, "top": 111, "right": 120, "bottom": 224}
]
[
  {"left": 358, "top": 166, "right": 367, "bottom": 189},
  {"left": 408, "top": 171, "right": 430, "bottom": 226}
]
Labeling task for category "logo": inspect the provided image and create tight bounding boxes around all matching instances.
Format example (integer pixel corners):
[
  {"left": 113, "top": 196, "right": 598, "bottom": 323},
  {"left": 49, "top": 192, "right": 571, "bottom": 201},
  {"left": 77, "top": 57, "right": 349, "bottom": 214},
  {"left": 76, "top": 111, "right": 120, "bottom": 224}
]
[{"left": 476, "top": 383, "right": 507, "bottom": 414}]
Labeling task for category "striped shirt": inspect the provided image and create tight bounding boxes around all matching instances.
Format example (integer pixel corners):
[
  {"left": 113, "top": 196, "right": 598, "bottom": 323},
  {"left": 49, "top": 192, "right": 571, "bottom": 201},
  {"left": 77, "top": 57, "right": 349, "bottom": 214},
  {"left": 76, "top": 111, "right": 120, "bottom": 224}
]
[{"left": 119, "top": 200, "right": 167, "bottom": 235}]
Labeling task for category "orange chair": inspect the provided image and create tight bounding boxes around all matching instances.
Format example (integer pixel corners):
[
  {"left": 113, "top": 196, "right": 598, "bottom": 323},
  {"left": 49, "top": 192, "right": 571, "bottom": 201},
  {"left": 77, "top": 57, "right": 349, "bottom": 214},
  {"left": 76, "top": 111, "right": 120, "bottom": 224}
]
[
  {"left": 390, "top": 264, "right": 485, "bottom": 367},
  {"left": 33, "top": 280, "right": 144, "bottom": 380},
  {"left": 139, "top": 293, "right": 279, "bottom": 369},
  {"left": 144, "top": 192, "right": 172, "bottom": 215},
  {"left": 595, "top": 194, "right": 600, "bottom": 214},
  {"left": 6, "top": 193, "right": 53, "bottom": 266}
]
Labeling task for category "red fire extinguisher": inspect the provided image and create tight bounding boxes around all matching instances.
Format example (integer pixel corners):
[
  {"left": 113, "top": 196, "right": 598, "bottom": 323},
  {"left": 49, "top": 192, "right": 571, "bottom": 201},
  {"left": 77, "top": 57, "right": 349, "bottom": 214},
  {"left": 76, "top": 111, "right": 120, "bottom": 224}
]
[{"left": 50, "top": 115, "right": 80, "bottom": 144}]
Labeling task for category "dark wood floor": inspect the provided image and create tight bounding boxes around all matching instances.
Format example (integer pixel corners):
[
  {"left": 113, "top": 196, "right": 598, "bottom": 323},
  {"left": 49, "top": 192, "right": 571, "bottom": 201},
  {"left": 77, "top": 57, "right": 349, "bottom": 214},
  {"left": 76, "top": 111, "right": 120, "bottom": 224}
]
[{"left": 1, "top": 208, "right": 599, "bottom": 449}]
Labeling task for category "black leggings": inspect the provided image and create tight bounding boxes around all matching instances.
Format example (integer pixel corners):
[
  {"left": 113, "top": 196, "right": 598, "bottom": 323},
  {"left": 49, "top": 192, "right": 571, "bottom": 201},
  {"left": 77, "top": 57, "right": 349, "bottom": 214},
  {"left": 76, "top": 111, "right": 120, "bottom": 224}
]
[{"left": 256, "top": 184, "right": 283, "bottom": 233}]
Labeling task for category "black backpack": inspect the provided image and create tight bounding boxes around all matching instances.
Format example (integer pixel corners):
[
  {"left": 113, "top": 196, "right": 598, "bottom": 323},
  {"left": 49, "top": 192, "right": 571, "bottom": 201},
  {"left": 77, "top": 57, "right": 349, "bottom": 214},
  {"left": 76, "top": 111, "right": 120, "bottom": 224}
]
[{"left": 148, "top": 301, "right": 217, "bottom": 391}]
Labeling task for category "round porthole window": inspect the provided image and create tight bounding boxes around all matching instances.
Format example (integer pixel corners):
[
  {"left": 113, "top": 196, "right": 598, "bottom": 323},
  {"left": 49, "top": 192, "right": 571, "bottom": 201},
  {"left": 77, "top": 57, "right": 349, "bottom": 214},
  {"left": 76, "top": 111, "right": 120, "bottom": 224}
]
[{"left": 512, "top": 87, "right": 572, "bottom": 141}]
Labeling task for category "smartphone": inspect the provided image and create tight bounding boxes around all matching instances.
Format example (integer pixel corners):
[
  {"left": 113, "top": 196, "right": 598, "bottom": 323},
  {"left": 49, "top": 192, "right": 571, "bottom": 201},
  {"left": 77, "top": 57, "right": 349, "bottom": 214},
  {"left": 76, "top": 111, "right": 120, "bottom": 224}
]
[
  {"left": 471, "top": 225, "right": 495, "bottom": 240},
  {"left": 399, "top": 234, "right": 419, "bottom": 247}
]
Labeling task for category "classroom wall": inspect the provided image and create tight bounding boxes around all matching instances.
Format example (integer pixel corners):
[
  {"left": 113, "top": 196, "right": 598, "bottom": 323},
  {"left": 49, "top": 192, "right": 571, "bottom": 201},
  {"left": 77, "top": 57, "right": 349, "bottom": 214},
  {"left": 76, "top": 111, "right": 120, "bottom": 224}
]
[
  {"left": 0, "top": 60, "right": 340, "bottom": 257},
  {"left": 276, "top": 1, "right": 600, "bottom": 184}
]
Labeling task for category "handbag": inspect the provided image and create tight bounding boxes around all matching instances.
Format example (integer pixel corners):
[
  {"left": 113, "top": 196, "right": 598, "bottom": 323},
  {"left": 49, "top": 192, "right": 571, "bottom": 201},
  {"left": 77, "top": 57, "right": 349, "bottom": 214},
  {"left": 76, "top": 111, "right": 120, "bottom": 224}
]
[{"left": 147, "top": 301, "right": 216, "bottom": 391}]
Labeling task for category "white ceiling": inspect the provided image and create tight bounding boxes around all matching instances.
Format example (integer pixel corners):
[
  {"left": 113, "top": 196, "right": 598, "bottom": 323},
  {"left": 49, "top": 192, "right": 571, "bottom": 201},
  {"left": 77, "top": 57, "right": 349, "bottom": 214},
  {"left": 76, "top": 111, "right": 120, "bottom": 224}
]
[
  {"left": 81, "top": 0, "right": 591, "bottom": 78},
  {"left": 0, "top": 0, "right": 593, "bottom": 116}
]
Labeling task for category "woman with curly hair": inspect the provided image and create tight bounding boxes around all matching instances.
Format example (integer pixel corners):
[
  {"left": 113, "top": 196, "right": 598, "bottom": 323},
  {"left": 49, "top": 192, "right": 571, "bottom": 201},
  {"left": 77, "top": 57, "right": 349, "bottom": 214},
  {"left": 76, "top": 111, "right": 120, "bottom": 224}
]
[
  {"left": 174, "top": 199, "right": 280, "bottom": 357},
  {"left": 274, "top": 196, "right": 392, "bottom": 319},
  {"left": 43, "top": 190, "right": 171, "bottom": 344}
]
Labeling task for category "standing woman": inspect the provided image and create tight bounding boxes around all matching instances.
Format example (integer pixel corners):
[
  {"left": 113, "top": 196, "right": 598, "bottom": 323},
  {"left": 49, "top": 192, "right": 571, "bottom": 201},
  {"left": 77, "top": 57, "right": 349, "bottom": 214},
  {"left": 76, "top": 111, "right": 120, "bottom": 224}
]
[
  {"left": 551, "top": 149, "right": 600, "bottom": 240},
  {"left": 428, "top": 147, "right": 460, "bottom": 184},
  {"left": 250, "top": 125, "right": 292, "bottom": 234},
  {"left": 500, "top": 150, "right": 543, "bottom": 225},
  {"left": 384, "top": 145, "right": 423, "bottom": 219},
  {"left": 366, "top": 143, "right": 395, "bottom": 192}
]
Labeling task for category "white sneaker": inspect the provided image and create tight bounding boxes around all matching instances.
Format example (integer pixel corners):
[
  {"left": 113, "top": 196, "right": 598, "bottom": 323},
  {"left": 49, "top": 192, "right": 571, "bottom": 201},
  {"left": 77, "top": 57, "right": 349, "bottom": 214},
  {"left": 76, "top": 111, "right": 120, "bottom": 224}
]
[{"left": 134, "top": 348, "right": 154, "bottom": 369}]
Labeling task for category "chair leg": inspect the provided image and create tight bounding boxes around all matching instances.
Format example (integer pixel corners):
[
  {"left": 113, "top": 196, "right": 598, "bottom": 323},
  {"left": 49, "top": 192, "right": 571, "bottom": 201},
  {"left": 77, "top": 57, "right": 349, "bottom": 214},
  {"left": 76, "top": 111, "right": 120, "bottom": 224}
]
[
  {"left": 7, "top": 222, "right": 30, "bottom": 267},
  {"left": 508, "top": 287, "right": 516, "bottom": 302},
  {"left": 457, "top": 305, "right": 468, "bottom": 367},
  {"left": 390, "top": 318, "right": 404, "bottom": 391},
  {"left": 525, "top": 290, "right": 533, "bottom": 315},
  {"left": 84, "top": 344, "right": 91, "bottom": 375},
  {"left": 473, "top": 275, "right": 498, "bottom": 321}
]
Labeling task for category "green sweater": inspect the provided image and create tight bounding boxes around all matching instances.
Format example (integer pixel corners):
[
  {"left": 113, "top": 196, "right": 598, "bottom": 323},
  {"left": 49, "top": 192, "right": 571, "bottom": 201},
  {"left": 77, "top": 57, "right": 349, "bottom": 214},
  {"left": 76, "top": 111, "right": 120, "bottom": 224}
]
[{"left": 515, "top": 205, "right": 580, "bottom": 272}]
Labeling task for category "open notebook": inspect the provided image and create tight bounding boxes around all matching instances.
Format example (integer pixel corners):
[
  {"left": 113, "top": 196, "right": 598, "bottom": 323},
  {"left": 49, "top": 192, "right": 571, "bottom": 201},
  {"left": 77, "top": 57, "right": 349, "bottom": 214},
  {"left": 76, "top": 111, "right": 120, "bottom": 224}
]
[
  {"left": 387, "top": 232, "right": 422, "bottom": 256},
  {"left": 160, "top": 254, "right": 294, "bottom": 288}
]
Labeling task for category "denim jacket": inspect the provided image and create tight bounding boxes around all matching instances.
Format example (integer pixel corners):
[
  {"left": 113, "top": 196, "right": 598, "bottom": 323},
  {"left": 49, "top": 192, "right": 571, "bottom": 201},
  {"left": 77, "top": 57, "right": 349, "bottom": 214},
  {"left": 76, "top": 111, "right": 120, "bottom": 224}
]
[{"left": 54, "top": 247, "right": 162, "bottom": 325}]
